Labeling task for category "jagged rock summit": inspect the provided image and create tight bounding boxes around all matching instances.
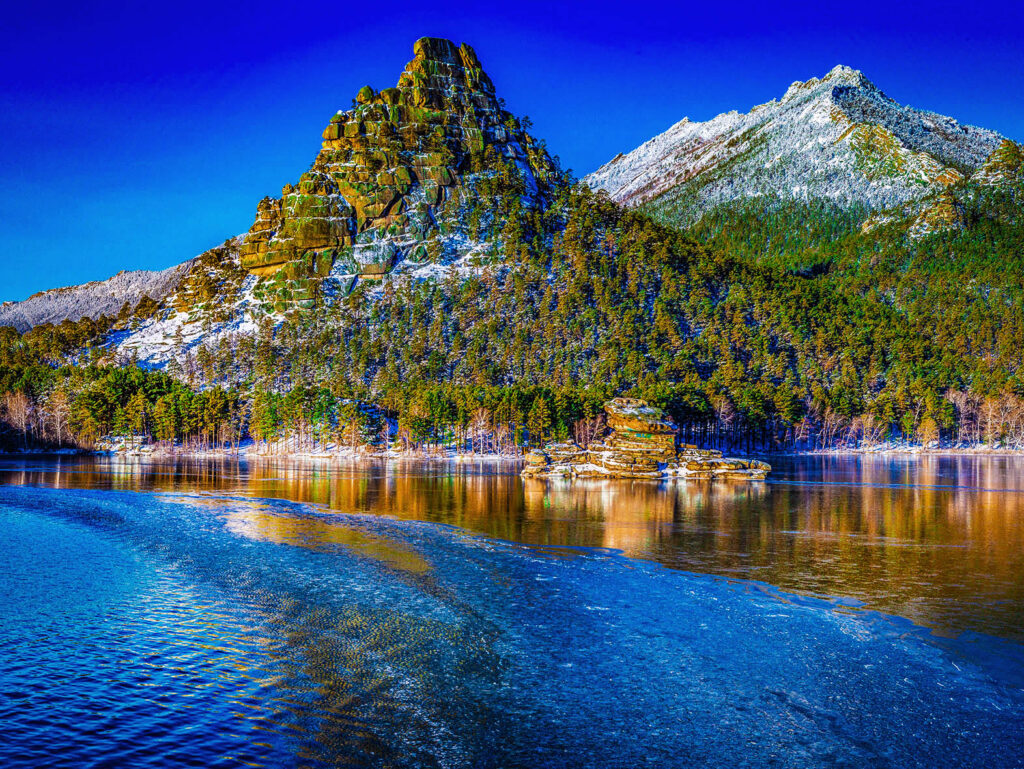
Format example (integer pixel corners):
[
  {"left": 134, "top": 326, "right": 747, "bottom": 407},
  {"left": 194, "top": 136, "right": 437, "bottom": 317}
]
[
  {"left": 523, "top": 398, "right": 771, "bottom": 481},
  {"left": 238, "top": 36, "right": 557, "bottom": 304},
  {"left": 586, "top": 64, "right": 1008, "bottom": 226}
]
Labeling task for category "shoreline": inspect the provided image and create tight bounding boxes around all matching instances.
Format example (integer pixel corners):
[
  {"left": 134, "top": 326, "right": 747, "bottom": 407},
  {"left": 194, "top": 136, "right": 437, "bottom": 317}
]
[
  {"left": 798, "top": 446, "right": 1024, "bottom": 457},
  {"left": 0, "top": 446, "right": 528, "bottom": 462},
  {"left": 4, "top": 447, "right": 1024, "bottom": 461}
]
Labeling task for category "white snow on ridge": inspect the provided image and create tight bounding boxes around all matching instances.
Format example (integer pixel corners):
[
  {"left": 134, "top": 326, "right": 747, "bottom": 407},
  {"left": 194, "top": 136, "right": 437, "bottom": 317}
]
[
  {"left": 585, "top": 64, "right": 1005, "bottom": 219},
  {"left": 112, "top": 236, "right": 493, "bottom": 369},
  {"left": 0, "top": 263, "right": 193, "bottom": 333}
]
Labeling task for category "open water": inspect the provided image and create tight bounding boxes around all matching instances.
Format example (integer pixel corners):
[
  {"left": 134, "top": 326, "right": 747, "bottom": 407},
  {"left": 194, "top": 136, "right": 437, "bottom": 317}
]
[{"left": 1, "top": 455, "right": 1022, "bottom": 767}]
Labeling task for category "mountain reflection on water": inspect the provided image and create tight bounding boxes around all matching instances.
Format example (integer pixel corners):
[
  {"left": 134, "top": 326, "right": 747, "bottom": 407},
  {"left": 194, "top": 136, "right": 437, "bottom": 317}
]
[{"left": 2, "top": 453, "right": 1024, "bottom": 641}]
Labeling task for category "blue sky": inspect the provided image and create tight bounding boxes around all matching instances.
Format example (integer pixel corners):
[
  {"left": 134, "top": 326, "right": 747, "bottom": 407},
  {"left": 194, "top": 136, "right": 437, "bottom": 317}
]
[{"left": 3, "top": 0, "right": 1023, "bottom": 302}]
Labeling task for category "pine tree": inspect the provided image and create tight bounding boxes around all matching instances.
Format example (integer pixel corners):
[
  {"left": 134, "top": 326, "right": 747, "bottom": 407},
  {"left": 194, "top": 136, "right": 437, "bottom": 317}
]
[{"left": 527, "top": 397, "right": 551, "bottom": 447}]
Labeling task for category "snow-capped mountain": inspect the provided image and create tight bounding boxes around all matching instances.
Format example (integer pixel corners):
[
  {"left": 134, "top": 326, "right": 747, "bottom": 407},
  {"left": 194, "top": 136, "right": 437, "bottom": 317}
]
[
  {"left": 0, "top": 264, "right": 190, "bottom": 333},
  {"left": 586, "top": 65, "right": 1006, "bottom": 224}
]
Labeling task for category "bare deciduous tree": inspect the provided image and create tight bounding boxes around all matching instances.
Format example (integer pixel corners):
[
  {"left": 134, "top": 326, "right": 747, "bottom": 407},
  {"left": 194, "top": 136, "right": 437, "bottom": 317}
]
[
  {"left": 44, "top": 388, "right": 71, "bottom": 446},
  {"left": 469, "top": 408, "right": 492, "bottom": 454},
  {"left": 492, "top": 423, "right": 511, "bottom": 456},
  {"left": 819, "top": 407, "right": 848, "bottom": 447},
  {"left": 572, "top": 414, "right": 607, "bottom": 448},
  {"left": 2, "top": 391, "right": 34, "bottom": 448}
]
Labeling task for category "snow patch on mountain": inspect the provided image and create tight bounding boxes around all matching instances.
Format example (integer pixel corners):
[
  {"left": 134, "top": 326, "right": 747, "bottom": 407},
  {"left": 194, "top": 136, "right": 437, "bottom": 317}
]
[
  {"left": 0, "top": 263, "right": 192, "bottom": 333},
  {"left": 105, "top": 229, "right": 497, "bottom": 368},
  {"left": 586, "top": 65, "right": 1005, "bottom": 223},
  {"left": 106, "top": 273, "right": 267, "bottom": 368}
]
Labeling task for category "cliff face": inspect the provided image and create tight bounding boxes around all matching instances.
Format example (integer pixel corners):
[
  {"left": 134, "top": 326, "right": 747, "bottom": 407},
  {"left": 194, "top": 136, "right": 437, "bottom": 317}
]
[{"left": 238, "top": 37, "right": 557, "bottom": 291}]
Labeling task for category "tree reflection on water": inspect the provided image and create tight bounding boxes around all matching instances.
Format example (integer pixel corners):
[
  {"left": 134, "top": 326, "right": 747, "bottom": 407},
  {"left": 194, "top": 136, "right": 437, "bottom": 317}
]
[{"left": 3, "top": 453, "right": 1023, "bottom": 640}]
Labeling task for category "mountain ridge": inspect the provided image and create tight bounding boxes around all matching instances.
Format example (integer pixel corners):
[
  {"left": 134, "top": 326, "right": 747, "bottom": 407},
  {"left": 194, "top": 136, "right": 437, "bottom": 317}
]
[
  {"left": 585, "top": 64, "right": 1009, "bottom": 228},
  {"left": 1, "top": 53, "right": 1020, "bottom": 347},
  {"left": 0, "top": 264, "right": 191, "bottom": 333},
  {"left": 2, "top": 40, "right": 1023, "bottom": 455}
]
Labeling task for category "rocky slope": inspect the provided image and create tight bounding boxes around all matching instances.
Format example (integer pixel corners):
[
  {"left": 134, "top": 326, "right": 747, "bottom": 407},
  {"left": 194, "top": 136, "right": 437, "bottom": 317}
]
[
  {"left": 238, "top": 36, "right": 557, "bottom": 307},
  {"left": 861, "top": 137, "right": 1024, "bottom": 237},
  {"left": 0, "top": 38, "right": 559, "bottom": 363},
  {"left": 586, "top": 65, "right": 1009, "bottom": 229}
]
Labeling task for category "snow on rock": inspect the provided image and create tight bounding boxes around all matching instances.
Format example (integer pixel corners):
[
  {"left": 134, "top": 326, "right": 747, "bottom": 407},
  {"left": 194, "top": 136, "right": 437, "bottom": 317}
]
[
  {"left": 972, "top": 139, "right": 1024, "bottom": 187},
  {"left": 0, "top": 263, "right": 192, "bottom": 332},
  {"left": 585, "top": 64, "right": 1005, "bottom": 223}
]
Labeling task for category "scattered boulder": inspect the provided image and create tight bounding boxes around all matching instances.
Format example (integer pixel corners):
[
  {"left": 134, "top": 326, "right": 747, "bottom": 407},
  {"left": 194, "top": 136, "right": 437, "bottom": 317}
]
[
  {"left": 522, "top": 398, "right": 770, "bottom": 481},
  {"left": 356, "top": 85, "right": 375, "bottom": 104}
]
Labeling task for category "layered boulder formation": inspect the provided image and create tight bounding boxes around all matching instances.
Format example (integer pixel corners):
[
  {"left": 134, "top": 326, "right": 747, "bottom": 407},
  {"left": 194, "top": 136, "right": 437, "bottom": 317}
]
[
  {"left": 523, "top": 398, "right": 770, "bottom": 481},
  {"left": 238, "top": 37, "right": 558, "bottom": 304}
]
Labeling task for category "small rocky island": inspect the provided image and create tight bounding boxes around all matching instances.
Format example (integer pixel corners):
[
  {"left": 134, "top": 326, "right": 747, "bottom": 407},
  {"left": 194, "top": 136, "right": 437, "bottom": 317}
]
[{"left": 523, "top": 398, "right": 770, "bottom": 481}]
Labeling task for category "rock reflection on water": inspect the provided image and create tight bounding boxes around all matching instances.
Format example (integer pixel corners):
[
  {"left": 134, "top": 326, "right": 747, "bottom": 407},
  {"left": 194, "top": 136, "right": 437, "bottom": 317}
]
[{"left": 3, "top": 453, "right": 1024, "bottom": 640}]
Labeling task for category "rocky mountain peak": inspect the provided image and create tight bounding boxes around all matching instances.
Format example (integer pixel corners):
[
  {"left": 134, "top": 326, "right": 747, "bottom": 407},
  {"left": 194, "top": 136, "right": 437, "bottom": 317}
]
[
  {"left": 781, "top": 64, "right": 877, "bottom": 101},
  {"left": 238, "top": 37, "right": 556, "bottom": 305},
  {"left": 390, "top": 37, "right": 497, "bottom": 112},
  {"left": 823, "top": 64, "right": 873, "bottom": 88}
]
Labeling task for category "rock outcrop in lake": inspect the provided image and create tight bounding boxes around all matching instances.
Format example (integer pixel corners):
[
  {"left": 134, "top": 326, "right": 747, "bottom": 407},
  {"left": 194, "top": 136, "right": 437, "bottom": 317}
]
[{"left": 523, "top": 398, "right": 770, "bottom": 480}]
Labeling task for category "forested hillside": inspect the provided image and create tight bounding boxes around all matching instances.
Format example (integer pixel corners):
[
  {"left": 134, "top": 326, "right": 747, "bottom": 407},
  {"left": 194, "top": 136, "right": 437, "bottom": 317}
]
[
  {"left": 3, "top": 175, "right": 1023, "bottom": 453},
  {"left": 2, "top": 42, "right": 1023, "bottom": 454}
]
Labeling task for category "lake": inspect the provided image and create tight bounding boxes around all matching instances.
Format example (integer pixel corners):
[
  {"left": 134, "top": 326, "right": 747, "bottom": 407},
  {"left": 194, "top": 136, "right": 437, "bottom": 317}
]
[{"left": 1, "top": 454, "right": 1023, "bottom": 767}]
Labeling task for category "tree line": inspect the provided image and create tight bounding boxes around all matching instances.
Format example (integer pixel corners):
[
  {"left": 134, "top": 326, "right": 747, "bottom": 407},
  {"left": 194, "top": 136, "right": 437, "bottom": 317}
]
[
  {"left": 6, "top": 356, "right": 1024, "bottom": 453},
  {"left": 2, "top": 168, "right": 1023, "bottom": 454}
]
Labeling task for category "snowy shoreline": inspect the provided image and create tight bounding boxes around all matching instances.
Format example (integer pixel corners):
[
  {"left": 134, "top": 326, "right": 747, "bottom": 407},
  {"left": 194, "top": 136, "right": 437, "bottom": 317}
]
[
  {"left": 797, "top": 446, "right": 1024, "bottom": 457},
  {"left": 0, "top": 445, "right": 527, "bottom": 463},
  {"left": 5, "top": 445, "right": 1024, "bottom": 461}
]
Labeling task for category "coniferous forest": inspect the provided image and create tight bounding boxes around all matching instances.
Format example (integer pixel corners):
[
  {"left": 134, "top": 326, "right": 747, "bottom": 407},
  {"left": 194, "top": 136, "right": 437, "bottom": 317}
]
[{"left": 2, "top": 164, "right": 1023, "bottom": 454}]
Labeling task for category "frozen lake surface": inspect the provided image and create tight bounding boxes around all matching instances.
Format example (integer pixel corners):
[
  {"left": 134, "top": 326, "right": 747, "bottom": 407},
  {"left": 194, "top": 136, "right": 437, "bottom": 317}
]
[{"left": 1, "top": 456, "right": 1022, "bottom": 767}]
